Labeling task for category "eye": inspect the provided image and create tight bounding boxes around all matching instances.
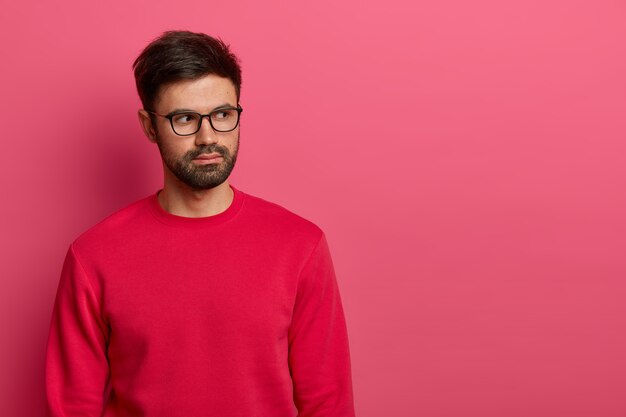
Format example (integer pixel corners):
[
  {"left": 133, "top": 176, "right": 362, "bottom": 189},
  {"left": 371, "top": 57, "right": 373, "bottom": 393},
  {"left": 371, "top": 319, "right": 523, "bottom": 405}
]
[
  {"left": 212, "top": 109, "right": 234, "bottom": 120},
  {"left": 172, "top": 113, "right": 199, "bottom": 124}
]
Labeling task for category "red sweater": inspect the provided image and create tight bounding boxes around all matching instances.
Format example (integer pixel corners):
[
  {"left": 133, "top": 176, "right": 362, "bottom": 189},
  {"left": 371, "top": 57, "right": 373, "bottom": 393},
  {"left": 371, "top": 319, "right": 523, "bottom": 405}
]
[{"left": 45, "top": 184, "right": 355, "bottom": 416}]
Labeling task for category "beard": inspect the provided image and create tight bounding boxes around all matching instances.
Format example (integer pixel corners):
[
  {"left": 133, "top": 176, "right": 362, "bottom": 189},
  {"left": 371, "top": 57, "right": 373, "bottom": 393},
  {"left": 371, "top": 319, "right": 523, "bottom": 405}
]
[{"left": 155, "top": 132, "right": 239, "bottom": 191}]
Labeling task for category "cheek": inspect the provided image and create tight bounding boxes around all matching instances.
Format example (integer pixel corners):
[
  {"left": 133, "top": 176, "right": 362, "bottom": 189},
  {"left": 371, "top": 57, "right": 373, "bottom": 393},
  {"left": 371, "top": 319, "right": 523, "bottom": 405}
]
[
  {"left": 225, "top": 134, "right": 239, "bottom": 150},
  {"left": 156, "top": 138, "right": 185, "bottom": 159}
]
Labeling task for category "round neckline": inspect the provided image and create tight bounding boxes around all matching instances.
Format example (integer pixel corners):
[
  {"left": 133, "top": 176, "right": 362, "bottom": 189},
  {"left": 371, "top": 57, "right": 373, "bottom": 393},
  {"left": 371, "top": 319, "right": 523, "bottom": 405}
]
[{"left": 148, "top": 183, "right": 245, "bottom": 227}]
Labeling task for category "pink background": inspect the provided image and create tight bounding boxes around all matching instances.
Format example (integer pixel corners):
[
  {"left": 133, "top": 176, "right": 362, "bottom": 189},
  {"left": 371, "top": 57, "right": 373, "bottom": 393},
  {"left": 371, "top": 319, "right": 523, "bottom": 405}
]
[{"left": 1, "top": 1, "right": 625, "bottom": 416}]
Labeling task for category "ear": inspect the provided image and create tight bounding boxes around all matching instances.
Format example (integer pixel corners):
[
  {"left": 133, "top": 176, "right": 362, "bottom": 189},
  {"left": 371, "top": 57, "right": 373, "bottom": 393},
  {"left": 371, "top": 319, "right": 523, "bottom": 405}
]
[{"left": 137, "top": 109, "right": 158, "bottom": 143}]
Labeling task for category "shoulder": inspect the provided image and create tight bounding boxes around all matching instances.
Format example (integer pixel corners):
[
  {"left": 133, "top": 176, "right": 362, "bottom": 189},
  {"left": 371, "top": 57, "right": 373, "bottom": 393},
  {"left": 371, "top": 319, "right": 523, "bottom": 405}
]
[
  {"left": 240, "top": 189, "right": 325, "bottom": 242},
  {"left": 71, "top": 193, "right": 153, "bottom": 253}
]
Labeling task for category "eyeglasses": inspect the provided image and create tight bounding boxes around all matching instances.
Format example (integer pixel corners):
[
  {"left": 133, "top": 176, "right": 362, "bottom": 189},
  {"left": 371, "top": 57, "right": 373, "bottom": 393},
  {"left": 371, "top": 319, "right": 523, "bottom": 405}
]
[{"left": 146, "top": 105, "right": 243, "bottom": 136}]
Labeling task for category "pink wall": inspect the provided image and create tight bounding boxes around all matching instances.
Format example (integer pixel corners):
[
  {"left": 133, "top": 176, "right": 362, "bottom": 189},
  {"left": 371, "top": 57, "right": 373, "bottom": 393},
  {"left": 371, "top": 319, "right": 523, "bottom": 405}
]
[{"left": 1, "top": 1, "right": 625, "bottom": 416}]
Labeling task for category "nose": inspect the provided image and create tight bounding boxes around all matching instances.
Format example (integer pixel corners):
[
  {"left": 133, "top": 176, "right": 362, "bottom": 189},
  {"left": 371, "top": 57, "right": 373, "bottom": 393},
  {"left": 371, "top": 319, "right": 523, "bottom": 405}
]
[{"left": 194, "top": 115, "right": 219, "bottom": 146}]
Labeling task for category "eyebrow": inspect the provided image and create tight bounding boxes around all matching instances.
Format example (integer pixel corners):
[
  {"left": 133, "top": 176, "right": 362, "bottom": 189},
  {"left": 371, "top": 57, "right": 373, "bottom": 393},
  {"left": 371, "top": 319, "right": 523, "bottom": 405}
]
[{"left": 166, "top": 103, "right": 236, "bottom": 116}]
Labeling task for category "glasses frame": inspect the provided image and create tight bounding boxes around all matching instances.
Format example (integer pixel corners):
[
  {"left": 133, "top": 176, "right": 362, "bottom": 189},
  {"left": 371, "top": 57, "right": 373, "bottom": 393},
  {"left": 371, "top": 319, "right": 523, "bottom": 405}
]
[{"left": 146, "top": 105, "right": 243, "bottom": 136}]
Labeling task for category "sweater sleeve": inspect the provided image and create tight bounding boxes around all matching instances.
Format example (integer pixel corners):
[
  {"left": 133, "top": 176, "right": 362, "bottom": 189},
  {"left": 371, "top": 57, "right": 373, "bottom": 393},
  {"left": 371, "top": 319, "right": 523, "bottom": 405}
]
[
  {"left": 288, "top": 233, "right": 356, "bottom": 417},
  {"left": 45, "top": 244, "right": 111, "bottom": 417}
]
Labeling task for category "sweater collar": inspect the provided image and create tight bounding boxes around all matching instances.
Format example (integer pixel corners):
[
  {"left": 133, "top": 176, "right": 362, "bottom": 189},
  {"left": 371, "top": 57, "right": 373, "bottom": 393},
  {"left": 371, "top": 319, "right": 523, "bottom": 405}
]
[{"left": 147, "top": 183, "right": 245, "bottom": 227}]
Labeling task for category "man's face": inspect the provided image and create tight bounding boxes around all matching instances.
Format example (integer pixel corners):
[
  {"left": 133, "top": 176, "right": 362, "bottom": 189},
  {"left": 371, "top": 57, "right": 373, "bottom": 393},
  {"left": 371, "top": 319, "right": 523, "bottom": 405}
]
[{"left": 144, "top": 74, "right": 240, "bottom": 191}]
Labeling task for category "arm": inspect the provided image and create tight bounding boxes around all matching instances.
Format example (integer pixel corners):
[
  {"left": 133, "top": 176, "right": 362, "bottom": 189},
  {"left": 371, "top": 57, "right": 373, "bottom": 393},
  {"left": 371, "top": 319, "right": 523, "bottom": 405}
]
[
  {"left": 288, "top": 233, "right": 356, "bottom": 417},
  {"left": 45, "top": 244, "right": 111, "bottom": 416}
]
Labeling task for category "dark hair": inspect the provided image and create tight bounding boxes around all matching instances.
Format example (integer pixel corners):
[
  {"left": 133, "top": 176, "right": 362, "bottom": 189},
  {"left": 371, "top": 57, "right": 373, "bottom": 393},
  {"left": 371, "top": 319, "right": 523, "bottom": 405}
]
[{"left": 132, "top": 30, "right": 242, "bottom": 111}]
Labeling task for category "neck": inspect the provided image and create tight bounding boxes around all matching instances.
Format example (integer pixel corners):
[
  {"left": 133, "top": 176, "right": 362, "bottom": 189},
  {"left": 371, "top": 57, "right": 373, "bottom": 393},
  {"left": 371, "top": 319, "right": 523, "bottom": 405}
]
[{"left": 157, "top": 178, "right": 234, "bottom": 218}]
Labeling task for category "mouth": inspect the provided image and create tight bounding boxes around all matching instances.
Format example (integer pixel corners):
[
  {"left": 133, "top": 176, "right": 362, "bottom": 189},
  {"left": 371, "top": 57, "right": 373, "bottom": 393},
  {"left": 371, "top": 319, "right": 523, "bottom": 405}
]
[
  {"left": 192, "top": 152, "right": 224, "bottom": 165},
  {"left": 193, "top": 152, "right": 222, "bottom": 161}
]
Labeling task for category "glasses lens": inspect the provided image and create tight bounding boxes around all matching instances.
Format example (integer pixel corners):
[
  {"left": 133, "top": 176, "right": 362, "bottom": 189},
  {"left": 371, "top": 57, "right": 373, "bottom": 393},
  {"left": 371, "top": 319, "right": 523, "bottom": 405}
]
[
  {"left": 171, "top": 113, "right": 201, "bottom": 135},
  {"left": 210, "top": 108, "right": 240, "bottom": 132}
]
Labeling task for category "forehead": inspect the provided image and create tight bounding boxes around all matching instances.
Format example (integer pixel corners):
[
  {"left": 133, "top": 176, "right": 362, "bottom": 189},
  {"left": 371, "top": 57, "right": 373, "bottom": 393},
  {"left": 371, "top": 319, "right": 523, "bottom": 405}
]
[{"left": 155, "top": 74, "right": 237, "bottom": 112}]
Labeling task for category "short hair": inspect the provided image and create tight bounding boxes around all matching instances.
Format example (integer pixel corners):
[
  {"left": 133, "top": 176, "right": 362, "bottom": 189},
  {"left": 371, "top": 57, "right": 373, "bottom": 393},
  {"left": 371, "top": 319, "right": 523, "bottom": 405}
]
[{"left": 132, "top": 30, "right": 242, "bottom": 111}]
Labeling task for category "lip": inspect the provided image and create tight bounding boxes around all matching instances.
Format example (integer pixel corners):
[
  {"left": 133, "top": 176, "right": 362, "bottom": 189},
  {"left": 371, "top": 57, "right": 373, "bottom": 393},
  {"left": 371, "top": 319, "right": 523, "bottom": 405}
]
[{"left": 193, "top": 152, "right": 222, "bottom": 160}]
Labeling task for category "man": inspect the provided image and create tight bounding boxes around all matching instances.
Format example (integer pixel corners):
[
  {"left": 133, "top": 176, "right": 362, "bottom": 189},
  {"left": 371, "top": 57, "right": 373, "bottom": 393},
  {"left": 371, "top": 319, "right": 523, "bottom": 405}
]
[{"left": 45, "top": 30, "right": 355, "bottom": 417}]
